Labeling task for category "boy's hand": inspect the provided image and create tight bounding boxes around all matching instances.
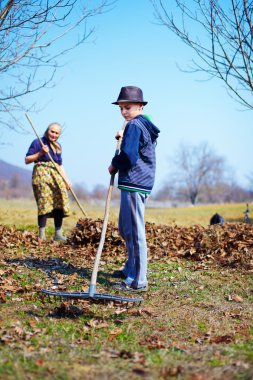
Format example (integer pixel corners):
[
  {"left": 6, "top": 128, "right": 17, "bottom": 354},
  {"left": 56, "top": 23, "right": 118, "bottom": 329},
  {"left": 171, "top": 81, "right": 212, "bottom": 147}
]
[
  {"left": 115, "top": 130, "right": 124, "bottom": 140},
  {"left": 108, "top": 164, "right": 118, "bottom": 174}
]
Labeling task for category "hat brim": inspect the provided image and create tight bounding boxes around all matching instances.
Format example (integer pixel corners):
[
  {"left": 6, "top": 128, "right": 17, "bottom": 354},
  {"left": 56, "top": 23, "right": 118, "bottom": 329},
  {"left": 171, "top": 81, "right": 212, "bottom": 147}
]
[{"left": 112, "top": 100, "right": 148, "bottom": 105}]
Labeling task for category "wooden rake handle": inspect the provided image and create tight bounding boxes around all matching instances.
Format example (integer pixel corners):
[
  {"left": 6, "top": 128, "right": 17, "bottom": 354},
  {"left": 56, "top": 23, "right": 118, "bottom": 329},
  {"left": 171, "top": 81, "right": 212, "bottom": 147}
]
[{"left": 89, "top": 121, "right": 127, "bottom": 296}]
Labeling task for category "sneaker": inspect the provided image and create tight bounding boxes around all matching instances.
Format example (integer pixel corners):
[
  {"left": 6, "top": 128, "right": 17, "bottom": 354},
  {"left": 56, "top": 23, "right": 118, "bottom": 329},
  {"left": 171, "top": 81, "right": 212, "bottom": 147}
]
[
  {"left": 111, "top": 270, "right": 126, "bottom": 279},
  {"left": 112, "top": 282, "right": 148, "bottom": 293}
]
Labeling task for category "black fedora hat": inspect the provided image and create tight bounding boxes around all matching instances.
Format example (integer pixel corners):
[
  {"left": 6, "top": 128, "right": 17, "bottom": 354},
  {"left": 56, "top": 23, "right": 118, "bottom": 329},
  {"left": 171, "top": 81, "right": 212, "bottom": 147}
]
[{"left": 112, "top": 86, "right": 148, "bottom": 105}]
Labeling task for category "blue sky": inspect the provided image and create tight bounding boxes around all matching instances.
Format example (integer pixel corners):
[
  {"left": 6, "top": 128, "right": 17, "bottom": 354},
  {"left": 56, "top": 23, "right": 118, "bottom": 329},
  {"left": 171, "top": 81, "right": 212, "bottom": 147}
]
[{"left": 1, "top": 0, "right": 252, "bottom": 193}]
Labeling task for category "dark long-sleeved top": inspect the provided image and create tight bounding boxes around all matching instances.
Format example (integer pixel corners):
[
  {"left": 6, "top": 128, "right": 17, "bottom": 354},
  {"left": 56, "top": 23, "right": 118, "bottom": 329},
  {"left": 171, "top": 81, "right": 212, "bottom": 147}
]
[
  {"left": 26, "top": 137, "right": 62, "bottom": 165},
  {"left": 112, "top": 115, "right": 160, "bottom": 194}
]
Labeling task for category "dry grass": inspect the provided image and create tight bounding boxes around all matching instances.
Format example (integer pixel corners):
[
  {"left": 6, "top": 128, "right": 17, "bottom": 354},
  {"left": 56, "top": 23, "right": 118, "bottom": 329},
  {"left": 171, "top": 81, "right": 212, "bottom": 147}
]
[
  {"left": 145, "top": 202, "right": 247, "bottom": 226},
  {"left": 0, "top": 198, "right": 248, "bottom": 232}
]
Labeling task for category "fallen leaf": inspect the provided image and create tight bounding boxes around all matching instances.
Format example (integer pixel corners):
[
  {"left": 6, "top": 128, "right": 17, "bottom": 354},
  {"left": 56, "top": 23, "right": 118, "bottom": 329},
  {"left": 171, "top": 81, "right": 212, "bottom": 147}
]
[
  {"left": 210, "top": 335, "right": 234, "bottom": 344},
  {"left": 232, "top": 294, "right": 243, "bottom": 303}
]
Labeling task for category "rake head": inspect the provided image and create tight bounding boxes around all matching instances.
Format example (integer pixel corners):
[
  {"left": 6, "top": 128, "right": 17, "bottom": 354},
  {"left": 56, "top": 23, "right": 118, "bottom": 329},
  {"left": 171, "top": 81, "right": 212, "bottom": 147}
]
[{"left": 41, "top": 289, "right": 143, "bottom": 303}]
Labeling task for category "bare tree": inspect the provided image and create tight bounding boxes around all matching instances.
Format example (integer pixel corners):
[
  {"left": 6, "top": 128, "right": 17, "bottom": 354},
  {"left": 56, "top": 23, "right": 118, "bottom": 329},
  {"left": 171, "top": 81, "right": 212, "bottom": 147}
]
[
  {"left": 168, "top": 142, "right": 226, "bottom": 204},
  {"left": 200, "top": 180, "right": 250, "bottom": 203},
  {"left": 72, "top": 183, "right": 90, "bottom": 200},
  {"left": 247, "top": 171, "right": 253, "bottom": 190},
  {"left": 91, "top": 184, "right": 108, "bottom": 200},
  {"left": 151, "top": 0, "right": 253, "bottom": 109},
  {"left": 0, "top": 0, "right": 111, "bottom": 130}
]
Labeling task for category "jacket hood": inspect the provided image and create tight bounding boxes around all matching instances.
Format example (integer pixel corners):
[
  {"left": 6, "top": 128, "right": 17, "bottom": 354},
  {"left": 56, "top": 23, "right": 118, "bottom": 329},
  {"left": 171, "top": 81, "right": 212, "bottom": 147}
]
[{"left": 138, "top": 115, "right": 160, "bottom": 143}]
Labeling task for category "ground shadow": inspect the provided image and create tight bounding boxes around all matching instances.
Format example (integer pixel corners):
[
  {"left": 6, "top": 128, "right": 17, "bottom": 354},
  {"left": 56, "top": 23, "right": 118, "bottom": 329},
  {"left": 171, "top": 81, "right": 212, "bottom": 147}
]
[
  {"left": 5, "top": 256, "right": 116, "bottom": 288},
  {"left": 226, "top": 218, "right": 252, "bottom": 224}
]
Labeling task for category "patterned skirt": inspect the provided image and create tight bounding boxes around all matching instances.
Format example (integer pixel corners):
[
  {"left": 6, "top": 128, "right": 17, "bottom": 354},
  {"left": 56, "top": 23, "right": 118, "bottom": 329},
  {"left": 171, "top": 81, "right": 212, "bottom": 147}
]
[{"left": 32, "top": 162, "right": 70, "bottom": 217}]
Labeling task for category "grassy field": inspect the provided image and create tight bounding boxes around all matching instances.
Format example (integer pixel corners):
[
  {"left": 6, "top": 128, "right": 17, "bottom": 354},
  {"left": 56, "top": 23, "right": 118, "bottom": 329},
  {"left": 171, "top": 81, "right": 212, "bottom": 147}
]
[
  {"left": 0, "top": 198, "right": 249, "bottom": 232},
  {"left": 0, "top": 199, "right": 252, "bottom": 379}
]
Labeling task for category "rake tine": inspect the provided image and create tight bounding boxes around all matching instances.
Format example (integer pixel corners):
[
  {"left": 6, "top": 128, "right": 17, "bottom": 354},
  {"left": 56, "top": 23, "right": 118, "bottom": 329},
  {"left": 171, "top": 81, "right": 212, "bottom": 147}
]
[
  {"left": 40, "top": 289, "right": 143, "bottom": 303},
  {"left": 41, "top": 293, "right": 46, "bottom": 304}
]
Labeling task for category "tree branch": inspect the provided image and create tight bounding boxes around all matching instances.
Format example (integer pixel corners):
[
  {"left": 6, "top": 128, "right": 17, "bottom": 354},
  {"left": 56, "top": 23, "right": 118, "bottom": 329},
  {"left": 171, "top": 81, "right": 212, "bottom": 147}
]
[{"left": 151, "top": 0, "right": 253, "bottom": 109}]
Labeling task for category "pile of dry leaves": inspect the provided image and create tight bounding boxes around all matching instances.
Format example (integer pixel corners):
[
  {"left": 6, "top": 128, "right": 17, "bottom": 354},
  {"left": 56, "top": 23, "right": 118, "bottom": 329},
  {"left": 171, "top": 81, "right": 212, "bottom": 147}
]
[
  {"left": 1, "top": 219, "right": 253, "bottom": 269},
  {"left": 68, "top": 218, "right": 253, "bottom": 269},
  {"left": 0, "top": 225, "right": 39, "bottom": 248}
]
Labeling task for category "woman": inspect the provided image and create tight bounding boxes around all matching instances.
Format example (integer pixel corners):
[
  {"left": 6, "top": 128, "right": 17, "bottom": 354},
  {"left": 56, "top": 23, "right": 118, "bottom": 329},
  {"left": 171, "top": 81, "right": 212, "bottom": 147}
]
[{"left": 25, "top": 122, "right": 71, "bottom": 241}]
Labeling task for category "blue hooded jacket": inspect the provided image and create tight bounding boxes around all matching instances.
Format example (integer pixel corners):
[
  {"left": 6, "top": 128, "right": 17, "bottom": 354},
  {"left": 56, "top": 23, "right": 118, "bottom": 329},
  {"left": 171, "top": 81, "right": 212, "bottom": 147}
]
[{"left": 112, "top": 115, "right": 160, "bottom": 194}]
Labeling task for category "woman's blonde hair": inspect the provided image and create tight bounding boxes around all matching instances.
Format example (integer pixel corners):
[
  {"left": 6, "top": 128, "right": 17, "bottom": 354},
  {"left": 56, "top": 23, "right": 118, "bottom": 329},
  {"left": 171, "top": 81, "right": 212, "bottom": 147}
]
[{"left": 44, "top": 122, "right": 62, "bottom": 154}]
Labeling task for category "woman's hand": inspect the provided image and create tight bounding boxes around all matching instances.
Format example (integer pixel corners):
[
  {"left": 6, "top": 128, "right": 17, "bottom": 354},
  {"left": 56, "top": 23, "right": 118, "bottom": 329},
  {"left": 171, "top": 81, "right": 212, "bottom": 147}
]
[
  {"left": 65, "top": 181, "right": 72, "bottom": 191},
  {"left": 40, "top": 145, "right": 49, "bottom": 155},
  {"left": 58, "top": 165, "right": 71, "bottom": 191}
]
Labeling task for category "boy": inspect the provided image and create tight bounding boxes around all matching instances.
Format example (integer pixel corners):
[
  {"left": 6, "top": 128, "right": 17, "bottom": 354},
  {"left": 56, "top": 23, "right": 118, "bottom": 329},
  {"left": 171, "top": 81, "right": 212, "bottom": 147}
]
[{"left": 108, "top": 86, "right": 160, "bottom": 292}]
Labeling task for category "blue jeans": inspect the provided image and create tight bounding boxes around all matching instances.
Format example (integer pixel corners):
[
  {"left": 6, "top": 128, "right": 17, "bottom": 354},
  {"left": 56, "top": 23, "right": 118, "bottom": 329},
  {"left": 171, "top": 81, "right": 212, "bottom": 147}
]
[{"left": 118, "top": 190, "right": 148, "bottom": 289}]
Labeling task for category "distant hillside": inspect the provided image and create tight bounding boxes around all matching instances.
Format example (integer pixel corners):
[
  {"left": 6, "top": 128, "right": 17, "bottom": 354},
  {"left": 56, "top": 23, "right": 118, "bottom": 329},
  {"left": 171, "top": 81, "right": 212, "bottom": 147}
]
[
  {"left": 0, "top": 159, "right": 32, "bottom": 198},
  {"left": 0, "top": 159, "right": 32, "bottom": 183}
]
